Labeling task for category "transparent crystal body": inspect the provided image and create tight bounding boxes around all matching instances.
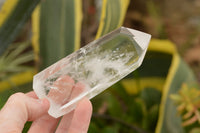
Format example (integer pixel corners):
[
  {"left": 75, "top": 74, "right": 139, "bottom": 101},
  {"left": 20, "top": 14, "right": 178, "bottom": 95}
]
[{"left": 33, "top": 27, "right": 151, "bottom": 118}]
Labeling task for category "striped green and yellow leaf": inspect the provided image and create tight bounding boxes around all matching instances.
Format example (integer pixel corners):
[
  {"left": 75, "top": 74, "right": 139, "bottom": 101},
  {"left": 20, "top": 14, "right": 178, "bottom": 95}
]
[
  {"left": 96, "top": 0, "right": 130, "bottom": 39},
  {"left": 0, "top": 0, "right": 40, "bottom": 55},
  {"left": 32, "top": 0, "right": 82, "bottom": 69}
]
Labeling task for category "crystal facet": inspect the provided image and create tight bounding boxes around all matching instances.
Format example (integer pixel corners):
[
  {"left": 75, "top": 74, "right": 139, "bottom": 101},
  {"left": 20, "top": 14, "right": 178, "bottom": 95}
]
[{"left": 33, "top": 27, "right": 151, "bottom": 118}]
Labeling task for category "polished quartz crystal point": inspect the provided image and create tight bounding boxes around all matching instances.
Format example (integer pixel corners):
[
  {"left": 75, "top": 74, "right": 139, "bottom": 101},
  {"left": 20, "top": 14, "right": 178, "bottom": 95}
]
[{"left": 33, "top": 27, "right": 151, "bottom": 118}]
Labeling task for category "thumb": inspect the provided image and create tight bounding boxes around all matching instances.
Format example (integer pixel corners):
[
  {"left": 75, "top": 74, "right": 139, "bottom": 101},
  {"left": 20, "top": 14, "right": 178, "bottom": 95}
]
[{"left": 0, "top": 92, "right": 50, "bottom": 132}]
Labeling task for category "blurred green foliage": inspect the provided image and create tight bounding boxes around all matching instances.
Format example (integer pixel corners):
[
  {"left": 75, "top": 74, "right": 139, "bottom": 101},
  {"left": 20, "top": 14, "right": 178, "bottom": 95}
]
[{"left": 0, "top": 0, "right": 200, "bottom": 133}]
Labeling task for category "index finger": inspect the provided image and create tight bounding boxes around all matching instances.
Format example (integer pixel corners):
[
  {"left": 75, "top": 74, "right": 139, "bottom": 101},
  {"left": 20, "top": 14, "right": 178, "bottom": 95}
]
[{"left": 26, "top": 91, "right": 38, "bottom": 99}]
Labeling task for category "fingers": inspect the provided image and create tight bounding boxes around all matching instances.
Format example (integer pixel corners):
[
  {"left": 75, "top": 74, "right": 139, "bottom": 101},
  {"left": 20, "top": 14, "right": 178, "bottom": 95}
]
[
  {"left": 25, "top": 91, "right": 60, "bottom": 133},
  {"left": 56, "top": 98, "right": 92, "bottom": 133},
  {"left": 47, "top": 75, "right": 75, "bottom": 105},
  {"left": 67, "top": 98, "right": 92, "bottom": 133},
  {"left": 55, "top": 111, "right": 74, "bottom": 133},
  {"left": 25, "top": 90, "right": 61, "bottom": 133},
  {"left": 28, "top": 82, "right": 87, "bottom": 133},
  {"left": 69, "top": 82, "right": 85, "bottom": 100},
  {"left": 58, "top": 82, "right": 85, "bottom": 118},
  {"left": 26, "top": 91, "right": 38, "bottom": 98},
  {"left": 28, "top": 114, "right": 60, "bottom": 133},
  {"left": 0, "top": 92, "right": 50, "bottom": 132}
]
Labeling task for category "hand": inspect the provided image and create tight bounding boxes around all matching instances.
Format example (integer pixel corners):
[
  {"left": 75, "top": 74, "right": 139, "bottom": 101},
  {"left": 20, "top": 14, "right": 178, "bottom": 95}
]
[{"left": 0, "top": 91, "right": 92, "bottom": 133}]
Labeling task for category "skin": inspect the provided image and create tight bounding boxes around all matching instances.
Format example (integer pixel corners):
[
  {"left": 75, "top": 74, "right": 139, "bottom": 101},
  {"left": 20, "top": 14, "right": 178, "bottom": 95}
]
[{"left": 0, "top": 91, "right": 92, "bottom": 133}]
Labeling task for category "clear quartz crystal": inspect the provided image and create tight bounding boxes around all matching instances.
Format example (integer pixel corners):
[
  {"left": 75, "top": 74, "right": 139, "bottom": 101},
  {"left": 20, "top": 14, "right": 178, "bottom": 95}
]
[{"left": 33, "top": 27, "right": 151, "bottom": 118}]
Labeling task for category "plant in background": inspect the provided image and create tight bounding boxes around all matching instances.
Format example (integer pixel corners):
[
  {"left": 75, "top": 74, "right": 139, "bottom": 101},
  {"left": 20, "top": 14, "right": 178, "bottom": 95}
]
[
  {"left": 171, "top": 83, "right": 200, "bottom": 127},
  {"left": 0, "top": 0, "right": 40, "bottom": 91},
  {"left": 0, "top": 0, "right": 40, "bottom": 55},
  {"left": 0, "top": 42, "right": 34, "bottom": 80}
]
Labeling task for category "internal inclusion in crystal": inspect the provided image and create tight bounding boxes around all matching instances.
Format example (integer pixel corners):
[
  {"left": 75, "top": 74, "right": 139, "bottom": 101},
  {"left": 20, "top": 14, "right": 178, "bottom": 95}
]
[
  {"left": 33, "top": 27, "right": 150, "bottom": 118},
  {"left": 44, "top": 33, "right": 140, "bottom": 93}
]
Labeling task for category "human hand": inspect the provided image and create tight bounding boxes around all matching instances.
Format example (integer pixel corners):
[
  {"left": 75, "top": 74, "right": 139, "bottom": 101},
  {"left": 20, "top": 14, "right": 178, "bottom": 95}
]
[{"left": 0, "top": 91, "right": 92, "bottom": 133}]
